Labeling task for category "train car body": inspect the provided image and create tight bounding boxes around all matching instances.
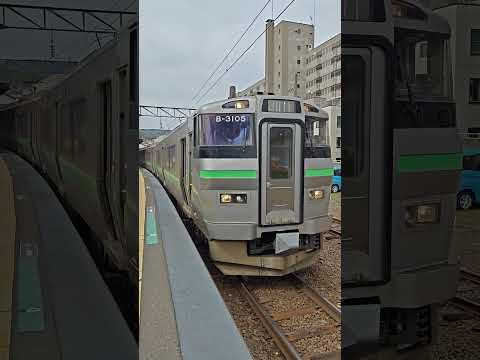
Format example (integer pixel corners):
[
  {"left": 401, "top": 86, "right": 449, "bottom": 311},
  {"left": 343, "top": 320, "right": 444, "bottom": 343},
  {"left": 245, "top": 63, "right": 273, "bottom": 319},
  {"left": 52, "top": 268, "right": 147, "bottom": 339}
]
[
  {"left": 144, "top": 95, "right": 332, "bottom": 276},
  {"left": 0, "top": 20, "right": 139, "bottom": 288},
  {"left": 342, "top": 0, "right": 462, "bottom": 355}
]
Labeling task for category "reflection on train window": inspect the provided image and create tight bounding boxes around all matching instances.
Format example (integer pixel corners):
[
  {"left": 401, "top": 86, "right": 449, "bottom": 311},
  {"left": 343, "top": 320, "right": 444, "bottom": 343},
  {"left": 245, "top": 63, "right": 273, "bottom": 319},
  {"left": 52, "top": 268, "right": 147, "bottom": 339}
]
[
  {"left": 199, "top": 114, "right": 253, "bottom": 146},
  {"left": 305, "top": 116, "right": 328, "bottom": 147},
  {"left": 463, "top": 154, "right": 480, "bottom": 171},
  {"left": 270, "top": 127, "right": 293, "bottom": 179}
]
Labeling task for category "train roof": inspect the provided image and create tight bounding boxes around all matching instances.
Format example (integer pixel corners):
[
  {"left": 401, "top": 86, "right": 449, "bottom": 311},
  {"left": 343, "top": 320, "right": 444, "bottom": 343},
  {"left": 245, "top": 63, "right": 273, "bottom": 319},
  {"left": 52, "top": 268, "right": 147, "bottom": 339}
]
[
  {"left": 303, "top": 100, "right": 329, "bottom": 119},
  {"left": 196, "top": 94, "right": 305, "bottom": 114},
  {"left": 393, "top": 0, "right": 451, "bottom": 36}
]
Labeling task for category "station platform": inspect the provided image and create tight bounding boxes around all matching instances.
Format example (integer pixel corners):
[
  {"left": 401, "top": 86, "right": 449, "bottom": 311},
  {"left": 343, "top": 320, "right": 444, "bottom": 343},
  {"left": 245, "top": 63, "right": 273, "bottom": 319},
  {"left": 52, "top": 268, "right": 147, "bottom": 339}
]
[
  {"left": 139, "top": 169, "right": 252, "bottom": 360},
  {"left": 0, "top": 150, "right": 137, "bottom": 360}
]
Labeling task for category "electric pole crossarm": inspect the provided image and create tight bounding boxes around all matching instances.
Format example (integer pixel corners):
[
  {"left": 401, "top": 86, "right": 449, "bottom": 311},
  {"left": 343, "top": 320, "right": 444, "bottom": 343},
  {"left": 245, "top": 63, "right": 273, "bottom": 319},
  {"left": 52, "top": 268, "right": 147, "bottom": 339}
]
[{"left": 0, "top": 4, "right": 136, "bottom": 34}]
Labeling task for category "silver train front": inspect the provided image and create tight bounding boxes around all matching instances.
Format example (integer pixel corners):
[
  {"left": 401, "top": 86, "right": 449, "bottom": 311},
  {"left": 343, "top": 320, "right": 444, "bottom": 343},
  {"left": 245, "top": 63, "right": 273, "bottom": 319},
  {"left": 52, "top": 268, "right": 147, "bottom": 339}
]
[{"left": 144, "top": 95, "right": 332, "bottom": 276}]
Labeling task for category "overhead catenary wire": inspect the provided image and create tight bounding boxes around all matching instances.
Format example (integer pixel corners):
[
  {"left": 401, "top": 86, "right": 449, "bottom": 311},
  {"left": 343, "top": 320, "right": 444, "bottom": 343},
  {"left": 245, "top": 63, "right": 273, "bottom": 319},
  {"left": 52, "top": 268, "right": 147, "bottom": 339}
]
[
  {"left": 191, "top": 0, "right": 272, "bottom": 103},
  {"left": 194, "top": 0, "right": 296, "bottom": 105}
]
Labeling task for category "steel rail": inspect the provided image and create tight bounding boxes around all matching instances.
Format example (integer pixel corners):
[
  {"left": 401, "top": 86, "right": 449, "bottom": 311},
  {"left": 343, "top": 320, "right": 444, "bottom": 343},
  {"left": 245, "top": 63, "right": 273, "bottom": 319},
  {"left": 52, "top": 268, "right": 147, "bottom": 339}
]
[
  {"left": 460, "top": 268, "right": 480, "bottom": 285},
  {"left": 290, "top": 274, "right": 341, "bottom": 323},
  {"left": 451, "top": 296, "right": 480, "bottom": 315},
  {"left": 238, "top": 278, "right": 303, "bottom": 360}
]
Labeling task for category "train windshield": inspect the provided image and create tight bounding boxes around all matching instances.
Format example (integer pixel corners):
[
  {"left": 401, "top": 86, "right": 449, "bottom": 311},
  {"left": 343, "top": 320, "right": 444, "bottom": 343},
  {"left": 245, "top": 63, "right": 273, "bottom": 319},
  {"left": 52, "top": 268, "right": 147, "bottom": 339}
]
[
  {"left": 199, "top": 113, "right": 253, "bottom": 146},
  {"left": 395, "top": 30, "right": 452, "bottom": 101},
  {"left": 305, "top": 116, "right": 328, "bottom": 147}
]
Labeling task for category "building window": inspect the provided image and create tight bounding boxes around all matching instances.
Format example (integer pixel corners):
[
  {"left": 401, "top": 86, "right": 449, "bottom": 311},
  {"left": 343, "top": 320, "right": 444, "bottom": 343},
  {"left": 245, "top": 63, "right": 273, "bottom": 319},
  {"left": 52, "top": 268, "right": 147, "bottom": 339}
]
[
  {"left": 337, "top": 116, "right": 341, "bottom": 128},
  {"left": 278, "top": 71, "right": 281, "bottom": 77},
  {"left": 297, "top": 59, "right": 301, "bottom": 65},
  {"left": 297, "top": 45, "right": 301, "bottom": 51},
  {"left": 278, "top": 59, "right": 280, "bottom": 64},
  {"left": 278, "top": 45, "right": 281, "bottom": 50},
  {"left": 470, "top": 78, "right": 480, "bottom": 103},
  {"left": 336, "top": 137, "right": 341, "bottom": 148},
  {"left": 297, "top": 84, "right": 300, "bottom": 89},
  {"left": 278, "top": 84, "right": 281, "bottom": 89},
  {"left": 471, "top": 30, "right": 480, "bottom": 55}
]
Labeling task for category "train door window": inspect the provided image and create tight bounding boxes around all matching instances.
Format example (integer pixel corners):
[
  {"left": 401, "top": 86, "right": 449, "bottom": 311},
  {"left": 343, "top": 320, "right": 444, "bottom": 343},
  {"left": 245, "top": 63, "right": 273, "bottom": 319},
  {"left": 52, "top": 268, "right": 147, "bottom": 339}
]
[
  {"left": 129, "top": 28, "right": 138, "bottom": 102},
  {"left": 129, "top": 28, "right": 138, "bottom": 130},
  {"left": 343, "top": 55, "right": 366, "bottom": 177},
  {"left": 269, "top": 127, "right": 293, "bottom": 179},
  {"left": 471, "top": 29, "right": 480, "bottom": 56},
  {"left": 469, "top": 79, "right": 480, "bottom": 103}
]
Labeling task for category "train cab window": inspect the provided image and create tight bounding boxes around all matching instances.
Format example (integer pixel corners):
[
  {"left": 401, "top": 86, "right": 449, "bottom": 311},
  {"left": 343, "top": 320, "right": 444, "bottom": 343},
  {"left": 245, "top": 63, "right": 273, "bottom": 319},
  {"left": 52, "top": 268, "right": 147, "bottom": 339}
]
[
  {"left": 199, "top": 114, "right": 253, "bottom": 146},
  {"left": 305, "top": 117, "right": 328, "bottom": 147},
  {"left": 342, "top": 0, "right": 386, "bottom": 21},
  {"left": 305, "top": 116, "right": 330, "bottom": 158},
  {"left": 270, "top": 127, "right": 293, "bottom": 179}
]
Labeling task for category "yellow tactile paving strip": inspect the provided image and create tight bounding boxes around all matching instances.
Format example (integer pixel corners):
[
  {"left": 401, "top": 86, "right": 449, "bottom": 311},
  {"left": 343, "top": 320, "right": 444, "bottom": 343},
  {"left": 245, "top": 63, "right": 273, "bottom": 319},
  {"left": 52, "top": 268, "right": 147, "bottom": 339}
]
[
  {"left": 0, "top": 156, "right": 16, "bottom": 360},
  {"left": 139, "top": 170, "right": 146, "bottom": 314}
]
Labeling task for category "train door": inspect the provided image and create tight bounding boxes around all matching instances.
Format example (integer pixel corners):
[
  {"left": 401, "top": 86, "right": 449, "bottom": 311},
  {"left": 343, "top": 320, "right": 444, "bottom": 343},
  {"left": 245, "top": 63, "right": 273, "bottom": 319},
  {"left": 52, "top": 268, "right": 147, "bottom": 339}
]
[
  {"left": 54, "top": 102, "right": 64, "bottom": 187},
  {"left": 260, "top": 121, "right": 303, "bottom": 225},
  {"left": 101, "top": 79, "right": 121, "bottom": 247},
  {"left": 342, "top": 46, "right": 389, "bottom": 285},
  {"left": 180, "top": 137, "right": 188, "bottom": 202}
]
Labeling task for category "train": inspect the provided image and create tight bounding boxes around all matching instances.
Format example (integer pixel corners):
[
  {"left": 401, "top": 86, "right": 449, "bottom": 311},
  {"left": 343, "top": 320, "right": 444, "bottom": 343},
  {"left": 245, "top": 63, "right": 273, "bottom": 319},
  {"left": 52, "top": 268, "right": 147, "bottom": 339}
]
[
  {"left": 342, "top": 0, "right": 462, "bottom": 356},
  {"left": 0, "top": 21, "right": 139, "bottom": 299},
  {"left": 143, "top": 94, "right": 332, "bottom": 276}
]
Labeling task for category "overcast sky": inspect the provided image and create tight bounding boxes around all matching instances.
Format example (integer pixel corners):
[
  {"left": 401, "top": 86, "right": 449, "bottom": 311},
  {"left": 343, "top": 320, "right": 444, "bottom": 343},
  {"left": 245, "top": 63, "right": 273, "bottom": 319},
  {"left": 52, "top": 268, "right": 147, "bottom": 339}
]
[{"left": 140, "top": 0, "right": 340, "bottom": 129}]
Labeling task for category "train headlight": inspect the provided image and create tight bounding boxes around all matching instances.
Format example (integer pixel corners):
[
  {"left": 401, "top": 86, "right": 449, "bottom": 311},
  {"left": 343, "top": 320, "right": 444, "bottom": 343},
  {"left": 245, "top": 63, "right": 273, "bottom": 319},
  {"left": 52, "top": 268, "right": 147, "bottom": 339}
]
[
  {"left": 405, "top": 203, "right": 440, "bottom": 226},
  {"left": 222, "top": 100, "right": 249, "bottom": 109},
  {"left": 220, "top": 193, "right": 247, "bottom": 204},
  {"left": 220, "top": 194, "right": 232, "bottom": 203},
  {"left": 416, "top": 204, "right": 440, "bottom": 223},
  {"left": 308, "top": 189, "right": 324, "bottom": 200}
]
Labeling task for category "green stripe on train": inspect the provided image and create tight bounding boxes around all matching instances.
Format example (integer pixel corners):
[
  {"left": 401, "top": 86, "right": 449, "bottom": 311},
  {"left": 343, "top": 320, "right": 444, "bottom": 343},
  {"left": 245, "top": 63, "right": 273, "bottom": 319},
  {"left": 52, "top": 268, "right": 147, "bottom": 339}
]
[
  {"left": 200, "top": 170, "right": 257, "bottom": 179},
  {"left": 397, "top": 153, "right": 463, "bottom": 173},
  {"left": 305, "top": 168, "right": 334, "bottom": 177}
]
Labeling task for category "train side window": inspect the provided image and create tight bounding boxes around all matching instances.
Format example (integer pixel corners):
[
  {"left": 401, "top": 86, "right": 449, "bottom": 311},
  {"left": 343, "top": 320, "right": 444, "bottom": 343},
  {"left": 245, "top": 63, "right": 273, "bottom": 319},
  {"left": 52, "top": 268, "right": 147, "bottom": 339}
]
[
  {"left": 343, "top": 55, "right": 366, "bottom": 177},
  {"left": 70, "top": 99, "right": 87, "bottom": 163}
]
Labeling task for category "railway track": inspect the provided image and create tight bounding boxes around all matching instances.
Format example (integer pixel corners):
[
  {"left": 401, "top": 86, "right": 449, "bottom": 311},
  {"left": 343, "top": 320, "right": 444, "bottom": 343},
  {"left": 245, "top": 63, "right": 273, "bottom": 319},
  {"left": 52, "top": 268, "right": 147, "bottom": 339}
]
[
  {"left": 327, "top": 217, "right": 341, "bottom": 238},
  {"left": 238, "top": 274, "right": 341, "bottom": 360},
  {"left": 450, "top": 268, "right": 480, "bottom": 315}
]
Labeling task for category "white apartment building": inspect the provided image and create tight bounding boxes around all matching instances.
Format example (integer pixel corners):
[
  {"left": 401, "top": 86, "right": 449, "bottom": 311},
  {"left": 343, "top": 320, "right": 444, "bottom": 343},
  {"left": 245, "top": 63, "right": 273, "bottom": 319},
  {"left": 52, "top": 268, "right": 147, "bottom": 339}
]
[
  {"left": 305, "top": 34, "right": 341, "bottom": 105},
  {"left": 239, "top": 20, "right": 341, "bottom": 162},
  {"left": 239, "top": 20, "right": 314, "bottom": 97},
  {"left": 432, "top": 0, "right": 480, "bottom": 133}
]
